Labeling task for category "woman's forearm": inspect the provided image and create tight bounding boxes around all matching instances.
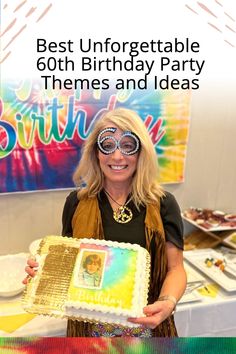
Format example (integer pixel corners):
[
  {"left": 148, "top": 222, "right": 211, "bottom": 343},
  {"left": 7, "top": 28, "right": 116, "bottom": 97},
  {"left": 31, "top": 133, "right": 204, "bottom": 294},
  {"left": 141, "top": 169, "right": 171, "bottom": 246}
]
[{"left": 159, "top": 265, "right": 187, "bottom": 302}]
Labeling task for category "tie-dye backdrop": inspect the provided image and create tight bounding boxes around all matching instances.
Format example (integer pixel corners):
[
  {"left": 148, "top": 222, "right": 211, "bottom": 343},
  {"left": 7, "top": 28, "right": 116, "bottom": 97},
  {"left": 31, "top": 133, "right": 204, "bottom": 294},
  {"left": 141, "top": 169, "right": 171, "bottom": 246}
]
[
  {"left": 0, "top": 80, "right": 190, "bottom": 193},
  {"left": 0, "top": 337, "right": 236, "bottom": 353}
]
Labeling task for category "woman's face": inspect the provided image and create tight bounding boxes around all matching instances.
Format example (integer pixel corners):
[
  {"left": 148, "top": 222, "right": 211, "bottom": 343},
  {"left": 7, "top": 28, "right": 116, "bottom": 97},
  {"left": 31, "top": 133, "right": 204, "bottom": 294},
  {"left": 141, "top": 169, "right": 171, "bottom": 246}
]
[{"left": 97, "top": 125, "right": 139, "bottom": 187}]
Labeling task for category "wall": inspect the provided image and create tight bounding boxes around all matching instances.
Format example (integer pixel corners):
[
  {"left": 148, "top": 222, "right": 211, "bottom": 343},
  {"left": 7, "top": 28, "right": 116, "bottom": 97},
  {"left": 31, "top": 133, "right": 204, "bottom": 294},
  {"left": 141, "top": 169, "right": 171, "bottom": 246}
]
[
  {"left": 1, "top": 83, "right": 236, "bottom": 254},
  {"left": 168, "top": 83, "right": 236, "bottom": 211}
]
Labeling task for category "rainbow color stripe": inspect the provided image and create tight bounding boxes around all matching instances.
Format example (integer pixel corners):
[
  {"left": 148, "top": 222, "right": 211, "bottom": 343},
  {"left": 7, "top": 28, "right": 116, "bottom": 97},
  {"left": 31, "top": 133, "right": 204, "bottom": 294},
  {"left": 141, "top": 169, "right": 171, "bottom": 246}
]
[
  {"left": 0, "top": 80, "right": 190, "bottom": 193},
  {"left": 0, "top": 337, "right": 236, "bottom": 352}
]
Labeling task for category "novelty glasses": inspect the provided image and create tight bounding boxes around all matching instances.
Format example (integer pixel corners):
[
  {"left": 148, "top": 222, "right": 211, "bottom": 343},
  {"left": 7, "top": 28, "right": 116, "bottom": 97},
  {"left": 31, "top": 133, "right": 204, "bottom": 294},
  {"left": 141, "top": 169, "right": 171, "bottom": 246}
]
[{"left": 97, "top": 127, "right": 140, "bottom": 155}]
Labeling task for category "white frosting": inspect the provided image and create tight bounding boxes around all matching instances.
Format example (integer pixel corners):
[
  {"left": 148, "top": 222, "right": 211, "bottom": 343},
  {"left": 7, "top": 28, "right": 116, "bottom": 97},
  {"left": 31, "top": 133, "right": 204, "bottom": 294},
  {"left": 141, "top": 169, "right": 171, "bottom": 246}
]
[
  {"left": 76, "top": 237, "right": 145, "bottom": 251},
  {"left": 65, "top": 307, "right": 142, "bottom": 328}
]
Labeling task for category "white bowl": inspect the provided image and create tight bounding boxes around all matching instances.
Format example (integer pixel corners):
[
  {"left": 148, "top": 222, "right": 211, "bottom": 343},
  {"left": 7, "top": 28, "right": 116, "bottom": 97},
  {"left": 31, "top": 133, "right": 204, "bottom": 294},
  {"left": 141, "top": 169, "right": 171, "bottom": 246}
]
[
  {"left": 0, "top": 254, "right": 27, "bottom": 297},
  {"left": 29, "top": 238, "right": 42, "bottom": 255},
  {"left": 225, "top": 214, "right": 236, "bottom": 222}
]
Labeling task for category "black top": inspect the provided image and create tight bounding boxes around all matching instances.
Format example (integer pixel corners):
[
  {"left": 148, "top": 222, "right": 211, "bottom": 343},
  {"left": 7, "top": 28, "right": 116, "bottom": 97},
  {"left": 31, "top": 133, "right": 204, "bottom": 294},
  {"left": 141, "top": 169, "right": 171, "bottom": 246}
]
[{"left": 62, "top": 190, "right": 184, "bottom": 250}]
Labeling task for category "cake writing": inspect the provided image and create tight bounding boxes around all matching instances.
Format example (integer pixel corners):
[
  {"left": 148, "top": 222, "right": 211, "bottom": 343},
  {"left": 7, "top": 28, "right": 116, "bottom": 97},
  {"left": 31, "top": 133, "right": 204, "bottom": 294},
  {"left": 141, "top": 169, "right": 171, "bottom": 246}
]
[{"left": 76, "top": 290, "right": 123, "bottom": 308}]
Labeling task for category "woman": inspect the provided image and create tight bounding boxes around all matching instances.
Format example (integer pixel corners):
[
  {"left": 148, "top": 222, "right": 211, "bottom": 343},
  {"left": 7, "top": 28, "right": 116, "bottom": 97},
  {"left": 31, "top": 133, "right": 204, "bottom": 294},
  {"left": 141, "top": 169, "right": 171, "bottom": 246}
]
[{"left": 24, "top": 108, "right": 186, "bottom": 337}]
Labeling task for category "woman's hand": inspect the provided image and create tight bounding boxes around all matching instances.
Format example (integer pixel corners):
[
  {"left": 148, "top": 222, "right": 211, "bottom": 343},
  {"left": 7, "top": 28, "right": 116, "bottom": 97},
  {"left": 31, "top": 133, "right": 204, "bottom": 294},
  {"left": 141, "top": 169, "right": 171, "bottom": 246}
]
[
  {"left": 22, "top": 258, "right": 39, "bottom": 284},
  {"left": 128, "top": 299, "right": 175, "bottom": 329}
]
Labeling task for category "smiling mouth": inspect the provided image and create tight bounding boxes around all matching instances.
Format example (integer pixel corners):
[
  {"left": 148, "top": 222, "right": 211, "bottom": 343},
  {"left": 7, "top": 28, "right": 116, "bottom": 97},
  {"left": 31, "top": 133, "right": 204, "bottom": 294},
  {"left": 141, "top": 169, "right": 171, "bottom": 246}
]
[{"left": 109, "top": 165, "right": 128, "bottom": 170}]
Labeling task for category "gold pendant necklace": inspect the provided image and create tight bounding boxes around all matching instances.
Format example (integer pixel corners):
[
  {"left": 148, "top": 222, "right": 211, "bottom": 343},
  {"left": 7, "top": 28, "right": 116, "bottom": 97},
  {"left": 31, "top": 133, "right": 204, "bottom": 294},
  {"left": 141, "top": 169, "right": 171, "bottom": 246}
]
[
  {"left": 104, "top": 189, "right": 133, "bottom": 224},
  {"left": 113, "top": 205, "right": 133, "bottom": 224}
]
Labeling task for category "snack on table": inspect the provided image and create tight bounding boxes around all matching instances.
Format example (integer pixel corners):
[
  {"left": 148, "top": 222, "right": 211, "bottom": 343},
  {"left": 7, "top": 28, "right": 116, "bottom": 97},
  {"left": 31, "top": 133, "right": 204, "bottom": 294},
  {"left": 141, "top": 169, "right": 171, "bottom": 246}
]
[
  {"left": 204, "top": 257, "right": 226, "bottom": 272},
  {"left": 183, "top": 207, "right": 236, "bottom": 230},
  {"left": 22, "top": 236, "right": 150, "bottom": 327}
]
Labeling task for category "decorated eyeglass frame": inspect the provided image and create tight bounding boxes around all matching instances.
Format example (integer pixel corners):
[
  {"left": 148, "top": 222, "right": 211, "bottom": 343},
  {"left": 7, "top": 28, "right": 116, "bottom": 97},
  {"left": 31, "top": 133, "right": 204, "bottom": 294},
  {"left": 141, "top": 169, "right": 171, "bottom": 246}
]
[{"left": 97, "top": 127, "right": 140, "bottom": 155}]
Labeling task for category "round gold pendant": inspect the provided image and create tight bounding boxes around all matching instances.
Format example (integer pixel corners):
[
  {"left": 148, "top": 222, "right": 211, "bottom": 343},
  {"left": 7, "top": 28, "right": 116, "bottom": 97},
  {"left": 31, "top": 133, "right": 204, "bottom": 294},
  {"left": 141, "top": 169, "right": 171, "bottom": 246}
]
[{"left": 113, "top": 206, "right": 133, "bottom": 224}]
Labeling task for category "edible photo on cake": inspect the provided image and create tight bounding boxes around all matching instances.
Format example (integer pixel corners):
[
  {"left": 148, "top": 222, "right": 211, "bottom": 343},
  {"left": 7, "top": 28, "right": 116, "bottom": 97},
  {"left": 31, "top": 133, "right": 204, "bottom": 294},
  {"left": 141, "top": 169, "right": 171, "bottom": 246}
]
[{"left": 74, "top": 249, "right": 107, "bottom": 289}]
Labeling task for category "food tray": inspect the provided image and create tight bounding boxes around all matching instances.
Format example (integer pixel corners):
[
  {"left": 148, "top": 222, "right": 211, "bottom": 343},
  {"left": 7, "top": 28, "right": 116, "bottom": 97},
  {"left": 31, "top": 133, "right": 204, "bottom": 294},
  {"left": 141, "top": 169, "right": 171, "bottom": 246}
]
[
  {"left": 182, "top": 208, "right": 236, "bottom": 232},
  {"left": 184, "top": 249, "right": 236, "bottom": 292}
]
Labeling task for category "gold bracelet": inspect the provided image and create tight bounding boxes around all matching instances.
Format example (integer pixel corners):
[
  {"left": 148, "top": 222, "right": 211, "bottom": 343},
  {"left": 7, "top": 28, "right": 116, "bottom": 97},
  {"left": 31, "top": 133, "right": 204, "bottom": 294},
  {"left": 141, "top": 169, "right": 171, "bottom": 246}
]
[{"left": 157, "top": 295, "right": 177, "bottom": 314}]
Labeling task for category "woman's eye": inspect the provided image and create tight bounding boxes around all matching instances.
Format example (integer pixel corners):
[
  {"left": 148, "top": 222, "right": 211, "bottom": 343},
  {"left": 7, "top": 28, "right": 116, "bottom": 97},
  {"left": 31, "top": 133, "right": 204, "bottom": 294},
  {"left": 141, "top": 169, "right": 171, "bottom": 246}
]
[
  {"left": 122, "top": 143, "right": 135, "bottom": 150},
  {"left": 103, "top": 143, "right": 114, "bottom": 150}
]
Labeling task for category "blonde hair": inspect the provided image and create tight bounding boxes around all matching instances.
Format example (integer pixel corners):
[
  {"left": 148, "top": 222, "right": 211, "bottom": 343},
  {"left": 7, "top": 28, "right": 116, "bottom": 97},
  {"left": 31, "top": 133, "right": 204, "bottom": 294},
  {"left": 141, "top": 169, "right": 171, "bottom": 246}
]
[{"left": 73, "top": 108, "right": 164, "bottom": 207}]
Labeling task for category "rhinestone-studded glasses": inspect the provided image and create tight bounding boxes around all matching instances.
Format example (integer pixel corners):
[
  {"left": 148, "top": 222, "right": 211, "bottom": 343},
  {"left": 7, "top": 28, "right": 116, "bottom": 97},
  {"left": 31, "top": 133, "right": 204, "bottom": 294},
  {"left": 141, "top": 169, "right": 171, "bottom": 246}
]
[{"left": 97, "top": 127, "right": 140, "bottom": 155}]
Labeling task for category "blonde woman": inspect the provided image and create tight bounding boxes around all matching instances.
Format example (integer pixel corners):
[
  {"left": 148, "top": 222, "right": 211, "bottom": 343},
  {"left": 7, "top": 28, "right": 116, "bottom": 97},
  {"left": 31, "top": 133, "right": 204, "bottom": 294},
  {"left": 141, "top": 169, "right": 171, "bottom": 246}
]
[
  {"left": 62, "top": 108, "right": 186, "bottom": 337},
  {"left": 25, "top": 108, "right": 186, "bottom": 337}
]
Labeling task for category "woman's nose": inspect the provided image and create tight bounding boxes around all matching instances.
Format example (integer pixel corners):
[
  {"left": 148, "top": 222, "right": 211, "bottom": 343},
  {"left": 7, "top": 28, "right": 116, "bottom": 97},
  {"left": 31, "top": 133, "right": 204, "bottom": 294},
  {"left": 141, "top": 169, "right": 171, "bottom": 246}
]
[{"left": 111, "top": 148, "right": 124, "bottom": 159}]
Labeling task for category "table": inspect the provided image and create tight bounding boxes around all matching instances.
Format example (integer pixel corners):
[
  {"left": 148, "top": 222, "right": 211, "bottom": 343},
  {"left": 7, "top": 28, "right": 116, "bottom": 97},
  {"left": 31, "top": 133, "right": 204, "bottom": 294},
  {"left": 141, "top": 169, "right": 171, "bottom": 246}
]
[
  {"left": 1, "top": 250, "right": 236, "bottom": 337},
  {"left": 175, "top": 255, "right": 236, "bottom": 336},
  {"left": 175, "top": 288, "right": 236, "bottom": 336},
  {"left": 0, "top": 294, "right": 67, "bottom": 337},
  {"left": 1, "top": 289, "right": 236, "bottom": 337}
]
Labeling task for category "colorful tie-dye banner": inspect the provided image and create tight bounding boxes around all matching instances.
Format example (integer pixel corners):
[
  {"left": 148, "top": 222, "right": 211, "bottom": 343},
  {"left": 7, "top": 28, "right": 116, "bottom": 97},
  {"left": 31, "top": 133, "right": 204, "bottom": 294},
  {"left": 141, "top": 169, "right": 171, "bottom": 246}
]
[
  {"left": 1, "top": 337, "right": 236, "bottom": 353},
  {"left": 0, "top": 80, "right": 190, "bottom": 193}
]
